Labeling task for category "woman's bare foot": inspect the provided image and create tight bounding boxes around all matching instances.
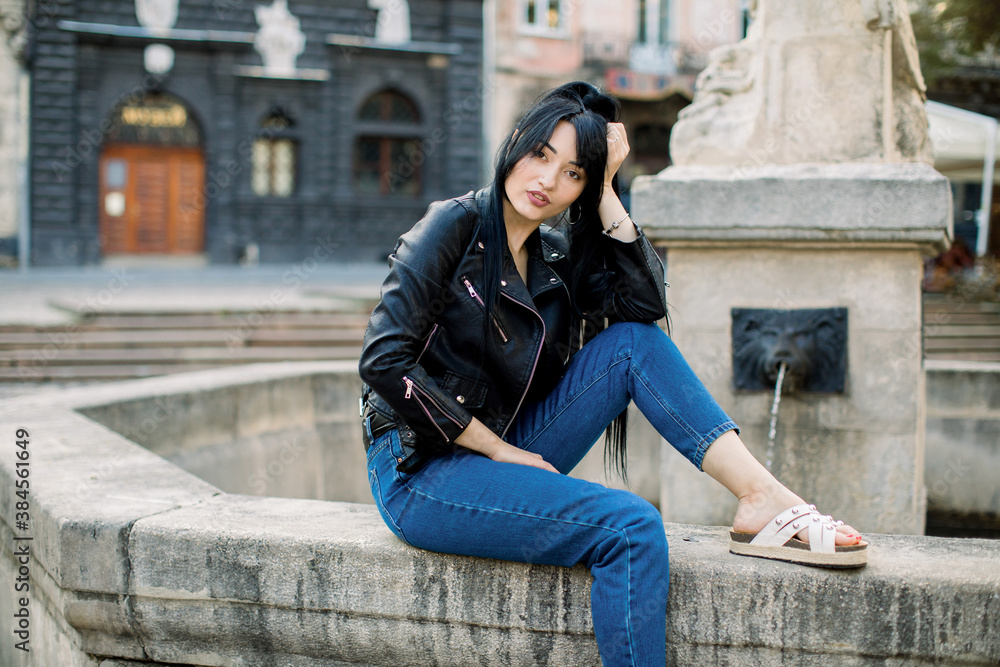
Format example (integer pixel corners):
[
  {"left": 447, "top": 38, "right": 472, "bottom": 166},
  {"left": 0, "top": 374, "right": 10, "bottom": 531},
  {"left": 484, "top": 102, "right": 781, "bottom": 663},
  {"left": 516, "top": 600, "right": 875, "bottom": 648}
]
[
  {"left": 701, "top": 430, "right": 863, "bottom": 547},
  {"left": 731, "top": 479, "right": 863, "bottom": 546}
]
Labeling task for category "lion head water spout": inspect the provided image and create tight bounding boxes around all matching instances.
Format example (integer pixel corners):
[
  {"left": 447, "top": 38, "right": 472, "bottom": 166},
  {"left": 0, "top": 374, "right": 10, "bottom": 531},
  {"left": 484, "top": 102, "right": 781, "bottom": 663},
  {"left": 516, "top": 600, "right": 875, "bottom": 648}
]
[
  {"left": 732, "top": 308, "right": 847, "bottom": 474},
  {"left": 732, "top": 308, "right": 848, "bottom": 395}
]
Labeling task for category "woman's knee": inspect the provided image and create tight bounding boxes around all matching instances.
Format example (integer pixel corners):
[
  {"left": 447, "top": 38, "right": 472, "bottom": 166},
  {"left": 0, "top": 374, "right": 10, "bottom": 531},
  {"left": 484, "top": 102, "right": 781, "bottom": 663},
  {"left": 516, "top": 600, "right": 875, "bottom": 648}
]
[
  {"left": 608, "top": 320, "right": 670, "bottom": 350},
  {"left": 609, "top": 491, "right": 668, "bottom": 554}
]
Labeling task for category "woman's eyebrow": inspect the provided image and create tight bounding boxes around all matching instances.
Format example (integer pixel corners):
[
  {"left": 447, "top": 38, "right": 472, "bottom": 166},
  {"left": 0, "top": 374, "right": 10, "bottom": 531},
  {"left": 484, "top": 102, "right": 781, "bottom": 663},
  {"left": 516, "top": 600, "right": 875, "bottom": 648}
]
[{"left": 541, "top": 141, "right": 581, "bottom": 166}]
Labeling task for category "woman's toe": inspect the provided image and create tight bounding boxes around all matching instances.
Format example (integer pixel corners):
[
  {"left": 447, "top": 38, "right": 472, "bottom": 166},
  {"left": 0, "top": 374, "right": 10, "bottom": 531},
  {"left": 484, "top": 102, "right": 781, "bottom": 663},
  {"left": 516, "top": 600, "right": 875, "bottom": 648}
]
[{"left": 835, "top": 523, "right": 863, "bottom": 546}]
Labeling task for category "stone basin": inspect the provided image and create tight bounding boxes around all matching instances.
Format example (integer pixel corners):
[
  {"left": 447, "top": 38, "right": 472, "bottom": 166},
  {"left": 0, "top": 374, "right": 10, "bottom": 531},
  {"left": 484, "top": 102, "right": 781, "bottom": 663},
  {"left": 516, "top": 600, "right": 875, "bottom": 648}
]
[{"left": 1, "top": 362, "right": 997, "bottom": 666}]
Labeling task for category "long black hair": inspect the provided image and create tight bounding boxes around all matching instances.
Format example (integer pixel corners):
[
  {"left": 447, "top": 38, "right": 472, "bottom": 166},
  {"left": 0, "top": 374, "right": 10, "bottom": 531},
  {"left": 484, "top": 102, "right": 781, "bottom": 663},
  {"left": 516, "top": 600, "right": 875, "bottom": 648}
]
[{"left": 477, "top": 81, "right": 632, "bottom": 481}]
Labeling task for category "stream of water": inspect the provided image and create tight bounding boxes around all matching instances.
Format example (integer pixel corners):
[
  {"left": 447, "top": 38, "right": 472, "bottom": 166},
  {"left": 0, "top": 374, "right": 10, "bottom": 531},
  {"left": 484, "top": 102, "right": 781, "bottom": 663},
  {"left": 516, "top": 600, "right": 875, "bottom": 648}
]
[{"left": 765, "top": 362, "right": 787, "bottom": 472}]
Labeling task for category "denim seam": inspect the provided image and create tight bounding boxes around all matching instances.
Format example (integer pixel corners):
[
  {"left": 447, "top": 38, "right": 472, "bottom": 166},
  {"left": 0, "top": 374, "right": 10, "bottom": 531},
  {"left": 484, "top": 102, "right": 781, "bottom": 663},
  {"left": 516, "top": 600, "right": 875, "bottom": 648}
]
[
  {"left": 370, "top": 466, "right": 407, "bottom": 540},
  {"left": 366, "top": 439, "right": 388, "bottom": 462},
  {"left": 624, "top": 528, "right": 636, "bottom": 667},
  {"left": 405, "top": 481, "right": 621, "bottom": 536},
  {"left": 631, "top": 364, "right": 706, "bottom": 461}
]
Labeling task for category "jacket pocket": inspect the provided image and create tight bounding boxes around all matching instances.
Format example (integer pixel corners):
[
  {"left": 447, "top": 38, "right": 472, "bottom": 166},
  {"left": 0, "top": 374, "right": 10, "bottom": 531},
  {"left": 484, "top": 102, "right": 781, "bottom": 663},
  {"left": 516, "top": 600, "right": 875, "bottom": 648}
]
[
  {"left": 415, "top": 323, "right": 440, "bottom": 365},
  {"left": 440, "top": 371, "right": 489, "bottom": 409},
  {"left": 461, "top": 275, "right": 509, "bottom": 343}
]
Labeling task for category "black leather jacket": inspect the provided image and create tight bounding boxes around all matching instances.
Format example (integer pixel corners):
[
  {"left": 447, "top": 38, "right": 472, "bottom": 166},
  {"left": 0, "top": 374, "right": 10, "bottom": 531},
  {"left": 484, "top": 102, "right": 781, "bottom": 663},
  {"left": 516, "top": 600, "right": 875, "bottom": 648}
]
[{"left": 359, "top": 188, "right": 667, "bottom": 464}]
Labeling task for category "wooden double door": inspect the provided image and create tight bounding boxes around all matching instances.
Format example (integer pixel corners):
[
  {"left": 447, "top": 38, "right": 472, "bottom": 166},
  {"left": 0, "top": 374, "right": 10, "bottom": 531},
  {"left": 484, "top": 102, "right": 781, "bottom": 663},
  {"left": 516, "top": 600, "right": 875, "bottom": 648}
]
[{"left": 99, "top": 145, "right": 205, "bottom": 255}]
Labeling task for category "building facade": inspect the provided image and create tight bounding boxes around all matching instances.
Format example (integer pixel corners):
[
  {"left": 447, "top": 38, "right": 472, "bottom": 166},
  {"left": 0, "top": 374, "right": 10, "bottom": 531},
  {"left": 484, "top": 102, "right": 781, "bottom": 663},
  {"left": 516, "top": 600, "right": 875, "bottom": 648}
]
[
  {"left": 488, "top": 0, "right": 749, "bottom": 200},
  {"left": 26, "top": 0, "right": 484, "bottom": 266}
]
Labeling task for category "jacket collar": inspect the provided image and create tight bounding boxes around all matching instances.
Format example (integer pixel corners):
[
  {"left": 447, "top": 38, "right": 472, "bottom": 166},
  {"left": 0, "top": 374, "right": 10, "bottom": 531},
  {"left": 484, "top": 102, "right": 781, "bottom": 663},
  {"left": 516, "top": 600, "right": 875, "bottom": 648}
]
[{"left": 472, "top": 187, "right": 568, "bottom": 302}]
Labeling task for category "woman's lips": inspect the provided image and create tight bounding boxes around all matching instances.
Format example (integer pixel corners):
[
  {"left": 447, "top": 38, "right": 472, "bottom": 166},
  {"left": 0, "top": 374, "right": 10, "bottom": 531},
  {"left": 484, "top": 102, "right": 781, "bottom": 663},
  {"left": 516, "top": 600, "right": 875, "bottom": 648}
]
[{"left": 527, "top": 191, "right": 549, "bottom": 207}]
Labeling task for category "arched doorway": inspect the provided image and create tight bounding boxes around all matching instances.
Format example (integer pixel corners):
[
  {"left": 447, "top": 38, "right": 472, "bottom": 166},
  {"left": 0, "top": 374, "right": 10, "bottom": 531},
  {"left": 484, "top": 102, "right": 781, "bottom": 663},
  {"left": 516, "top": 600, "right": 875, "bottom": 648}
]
[{"left": 99, "top": 93, "right": 205, "bottom": 255}]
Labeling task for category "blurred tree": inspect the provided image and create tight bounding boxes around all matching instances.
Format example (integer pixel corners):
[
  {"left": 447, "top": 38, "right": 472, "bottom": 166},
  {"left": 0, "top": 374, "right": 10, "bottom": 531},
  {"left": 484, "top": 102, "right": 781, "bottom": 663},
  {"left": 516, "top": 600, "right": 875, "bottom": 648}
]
[{"left": 910, "top": 0, "right": 1000, "bottom": 85}]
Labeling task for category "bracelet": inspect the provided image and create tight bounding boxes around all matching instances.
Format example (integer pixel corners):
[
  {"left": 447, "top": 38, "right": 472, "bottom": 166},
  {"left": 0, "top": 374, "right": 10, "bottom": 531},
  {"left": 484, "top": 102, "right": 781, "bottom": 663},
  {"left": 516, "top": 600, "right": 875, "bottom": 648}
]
[{"left": 603, "top": 213, "right": 630, "bottom": 237}]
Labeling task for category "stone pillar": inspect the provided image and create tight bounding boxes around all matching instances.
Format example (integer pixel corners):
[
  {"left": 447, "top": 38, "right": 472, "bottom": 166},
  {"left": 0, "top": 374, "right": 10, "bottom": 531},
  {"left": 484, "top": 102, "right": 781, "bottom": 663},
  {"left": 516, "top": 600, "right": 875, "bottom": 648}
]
[
  {"left": 634, "top": 164, "right": 950, "bottom": 534},
  {"left": 632, "top": 0, "right": 952, "bottom": 534}
]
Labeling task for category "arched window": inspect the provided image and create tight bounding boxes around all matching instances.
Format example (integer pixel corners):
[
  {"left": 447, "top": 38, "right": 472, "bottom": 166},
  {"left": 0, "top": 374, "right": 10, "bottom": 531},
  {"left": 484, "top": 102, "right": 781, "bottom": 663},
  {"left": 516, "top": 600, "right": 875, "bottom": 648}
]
[
  {"left": 354, "top": 89, "right": 423, "bottom": 196},
  {"left": 252, "top": 109, "right": 297, "bottom": 197}
]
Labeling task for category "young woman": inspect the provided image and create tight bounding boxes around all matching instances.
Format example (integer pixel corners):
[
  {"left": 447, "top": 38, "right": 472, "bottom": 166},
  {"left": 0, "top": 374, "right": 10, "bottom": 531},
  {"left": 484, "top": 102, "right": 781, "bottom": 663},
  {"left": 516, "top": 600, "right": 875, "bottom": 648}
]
[{"left": 359, "top": 81, "right": 867, "bottom": 666}]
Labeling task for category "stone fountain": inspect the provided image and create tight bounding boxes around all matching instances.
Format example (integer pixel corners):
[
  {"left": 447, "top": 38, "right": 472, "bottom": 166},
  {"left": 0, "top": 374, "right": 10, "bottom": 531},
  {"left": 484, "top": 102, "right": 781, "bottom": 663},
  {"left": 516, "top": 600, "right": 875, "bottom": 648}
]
[{"left": 632, "top": 0, "right": 952, "bottom": 534}]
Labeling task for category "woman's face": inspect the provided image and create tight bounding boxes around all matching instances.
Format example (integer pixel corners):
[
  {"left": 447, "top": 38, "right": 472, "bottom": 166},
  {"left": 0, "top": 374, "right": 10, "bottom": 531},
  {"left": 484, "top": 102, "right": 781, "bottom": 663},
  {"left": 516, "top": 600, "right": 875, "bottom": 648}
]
[{"left": 503, "top": 120, "right": 590, "bottom": 228}]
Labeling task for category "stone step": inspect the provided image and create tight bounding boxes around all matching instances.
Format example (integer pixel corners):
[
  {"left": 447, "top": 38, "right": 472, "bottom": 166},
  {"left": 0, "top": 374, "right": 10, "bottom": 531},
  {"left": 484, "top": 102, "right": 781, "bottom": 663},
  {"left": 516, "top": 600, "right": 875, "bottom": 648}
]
[
  {"left": 924, "top": 312, "right": 1000, "bottom": 325},
  {"left": 922, "top": 294, "right": 1000, "bottom": 363},
  {"left": 925, "top": 337, "right": 1000, "bottom": 351},
  {"left": 0, "top": 327, "right": 364, "bottom": 349},
  {"left": 0, "top": 363, "right": 224, "bottom": 381},
  {"left": 923, "top": 294, "right": 1000, "bottom": 312},
  {"left": 925, "top": 324, "right": 1000, "bottom": 337},
  {"left": 0, "top": 345, "right": 362, "bottom": 367},
  {"left": 74, "top": 312, "right": 374, "bottom": 331},
  {"left": 924, "top": 350, "right": 1000, "bottom": 362}
]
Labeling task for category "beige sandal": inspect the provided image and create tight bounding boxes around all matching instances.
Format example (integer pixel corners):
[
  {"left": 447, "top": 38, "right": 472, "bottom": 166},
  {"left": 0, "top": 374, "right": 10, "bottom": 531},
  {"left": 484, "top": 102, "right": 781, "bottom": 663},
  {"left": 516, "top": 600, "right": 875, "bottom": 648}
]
[{"left": 729, "top": 503, "right": 868, "bottom": 569}]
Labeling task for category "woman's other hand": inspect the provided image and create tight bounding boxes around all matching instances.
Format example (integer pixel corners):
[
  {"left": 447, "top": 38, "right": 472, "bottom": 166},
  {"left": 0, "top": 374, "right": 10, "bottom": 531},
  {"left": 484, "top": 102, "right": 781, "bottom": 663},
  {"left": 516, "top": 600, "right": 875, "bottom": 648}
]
[
  {"left": 456, "top": 417, "right": 559, "bottom": 473},
  {"left": 487, "top": 442, "right": 559, "bottom": 473},
  {"left": 605, "top": 122, "right": 630, "bottom": 187}
]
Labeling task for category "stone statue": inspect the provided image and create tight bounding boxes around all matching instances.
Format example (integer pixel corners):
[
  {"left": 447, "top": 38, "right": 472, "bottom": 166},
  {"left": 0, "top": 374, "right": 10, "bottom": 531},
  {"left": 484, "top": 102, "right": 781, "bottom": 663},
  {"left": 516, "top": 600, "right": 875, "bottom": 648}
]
[
  {"left": 134, "top": 0, "right": 178, "bottom": 75},
  {"left": 254, "top": 0, "right": 306, "bottom": 76},
  {"left": 0, "top": 0, "right": 28, "bottom": 60},
  {"left": 669, "top": 0, "right": 931, "bottom": 166},
  {"left": 135, "top": 0, "right": 178, "bottom": 32},
  {"left": 369, "top": 0, "right": 411, "bottom": 44}
]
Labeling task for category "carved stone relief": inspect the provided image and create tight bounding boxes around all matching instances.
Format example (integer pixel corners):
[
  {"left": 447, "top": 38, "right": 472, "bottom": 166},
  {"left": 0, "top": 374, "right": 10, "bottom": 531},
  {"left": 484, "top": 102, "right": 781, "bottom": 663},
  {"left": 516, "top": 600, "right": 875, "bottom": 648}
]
[
  {"left": 369, "top": 0, "right": 411, "bottom": 44},
  {"left": 254, "top": 0, "right": 306, "bottom": 76}
]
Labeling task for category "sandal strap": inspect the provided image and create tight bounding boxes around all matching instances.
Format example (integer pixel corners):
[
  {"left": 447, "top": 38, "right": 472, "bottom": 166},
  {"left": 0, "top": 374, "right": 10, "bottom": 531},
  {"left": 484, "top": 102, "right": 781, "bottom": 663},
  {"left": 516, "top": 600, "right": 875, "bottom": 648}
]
[{"left": 749, "top": 503, "right": 838, "bottom": 553}]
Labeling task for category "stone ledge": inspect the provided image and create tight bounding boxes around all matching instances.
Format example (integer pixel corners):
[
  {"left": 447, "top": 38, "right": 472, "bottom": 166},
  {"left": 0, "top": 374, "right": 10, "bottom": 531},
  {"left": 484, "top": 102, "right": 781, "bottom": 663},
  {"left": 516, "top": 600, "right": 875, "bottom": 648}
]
[
  {"left": 632, "top": 162, "right": 953, "bottom": 254},
  {"left": 1, "top": 364, "right": 998, "bottom": 666}
]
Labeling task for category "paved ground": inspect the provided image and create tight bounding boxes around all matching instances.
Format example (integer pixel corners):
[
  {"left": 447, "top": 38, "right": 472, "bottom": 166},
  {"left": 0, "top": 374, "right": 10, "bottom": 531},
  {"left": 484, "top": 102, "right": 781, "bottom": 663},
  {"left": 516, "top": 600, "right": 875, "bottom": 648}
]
[
  {"left": 0, "top": 262, "right": 390, "bottom": 399},
  {"left": 0, "top": 263, "right": 390, "bottom": 325}
]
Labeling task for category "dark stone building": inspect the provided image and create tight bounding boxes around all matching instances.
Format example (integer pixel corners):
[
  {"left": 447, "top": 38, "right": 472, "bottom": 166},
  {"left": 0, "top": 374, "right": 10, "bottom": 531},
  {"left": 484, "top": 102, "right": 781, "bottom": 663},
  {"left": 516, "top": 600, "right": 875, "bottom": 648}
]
[{"left": 28, "top": 0, "right": 485, "bottom": 266}]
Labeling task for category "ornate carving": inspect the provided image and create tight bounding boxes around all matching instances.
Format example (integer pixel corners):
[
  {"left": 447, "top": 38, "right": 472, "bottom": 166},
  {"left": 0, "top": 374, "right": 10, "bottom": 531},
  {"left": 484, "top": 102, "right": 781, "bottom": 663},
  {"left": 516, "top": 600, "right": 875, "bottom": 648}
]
[
  {"left": 670, "top": 0, "right": 931, "bottom": 166},
  {"left": 732, "top": 308, "right": 848, "bottom": 393},
  {"left": 254, "top": 0, "right": 306, "bottom": 76},
  {"left": 369, "top": 0, "right": 411, "bottom": 44},
  {"left": 0, "top": 0, "right": 28, "bottom": 60},
  {"left": 135, "top": 0, "right": 179, "bottom": 32}
]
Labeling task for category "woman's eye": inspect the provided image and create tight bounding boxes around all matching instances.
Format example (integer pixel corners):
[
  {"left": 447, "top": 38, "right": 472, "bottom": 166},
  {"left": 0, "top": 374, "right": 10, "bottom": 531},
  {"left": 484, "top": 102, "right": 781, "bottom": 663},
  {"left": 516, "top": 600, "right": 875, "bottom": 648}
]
[
  {"left": 566, "top": 171, "right": 580, "bottom": 180},
  {"left": 533, "top": 150, "right": 546, "bottom": 159}
]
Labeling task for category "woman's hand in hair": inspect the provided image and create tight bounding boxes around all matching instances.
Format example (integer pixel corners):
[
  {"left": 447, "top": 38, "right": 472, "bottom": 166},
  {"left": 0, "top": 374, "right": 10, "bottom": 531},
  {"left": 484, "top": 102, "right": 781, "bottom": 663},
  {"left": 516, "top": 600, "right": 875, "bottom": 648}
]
[
  {"left": 456, "top": 417, "right": 559, "bottom": 473},
  {"left": 604, "top": 122, "right": 630, "bottom": 188}
]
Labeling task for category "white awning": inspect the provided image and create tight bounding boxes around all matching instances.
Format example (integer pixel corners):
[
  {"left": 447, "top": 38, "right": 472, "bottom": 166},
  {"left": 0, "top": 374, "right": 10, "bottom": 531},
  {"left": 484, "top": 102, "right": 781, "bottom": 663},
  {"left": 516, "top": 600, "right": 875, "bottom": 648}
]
[
  {"left": 927, "top": 100, "right": 1000, "bottom": 179},
  {"left": 926, "top": 100, "right": 998, "bottom": 255}
]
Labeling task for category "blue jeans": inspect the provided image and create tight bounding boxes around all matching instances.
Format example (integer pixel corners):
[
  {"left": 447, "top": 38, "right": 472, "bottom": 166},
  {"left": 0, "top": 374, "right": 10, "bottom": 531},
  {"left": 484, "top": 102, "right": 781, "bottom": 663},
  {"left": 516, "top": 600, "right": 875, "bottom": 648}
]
[{"left": 365, "top": 322, "right": 738, "bottom": 666}]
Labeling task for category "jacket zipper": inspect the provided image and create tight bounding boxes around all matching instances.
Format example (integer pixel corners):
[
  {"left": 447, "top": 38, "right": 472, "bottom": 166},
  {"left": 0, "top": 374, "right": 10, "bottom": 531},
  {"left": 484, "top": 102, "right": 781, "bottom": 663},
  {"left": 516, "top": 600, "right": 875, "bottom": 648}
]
[
  {"left": 402, "top": 375, "right": 464, "bottom": 443},
  {"left": 415, "top": 323, "right": 438, "bottom": 365},
  {"left": 462, "top": 276, "right": 510, "bottom": 342},
  {"left": 498, "top": 292, "right": 545, "bottom": 439}
]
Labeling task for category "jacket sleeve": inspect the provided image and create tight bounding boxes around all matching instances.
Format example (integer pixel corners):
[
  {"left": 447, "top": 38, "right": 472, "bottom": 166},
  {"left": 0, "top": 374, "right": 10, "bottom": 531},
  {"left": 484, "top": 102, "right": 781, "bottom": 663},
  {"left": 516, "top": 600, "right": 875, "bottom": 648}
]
[
  {"left": 578, "top": 226, "right": 668, "bottom": 323},
  {"left": 359, "top": 198, "right": 476, "bottom": 445}
]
